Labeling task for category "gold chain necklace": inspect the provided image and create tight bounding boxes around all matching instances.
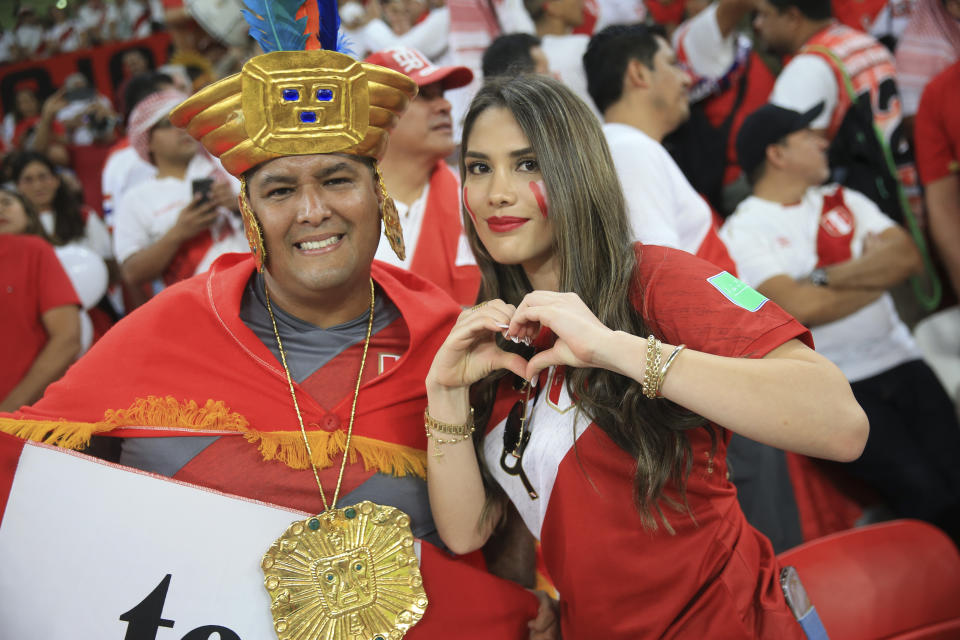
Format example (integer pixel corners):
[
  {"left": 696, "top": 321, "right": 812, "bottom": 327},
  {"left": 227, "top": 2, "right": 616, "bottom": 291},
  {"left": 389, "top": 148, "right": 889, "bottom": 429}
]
[{"left": 260, "top": 278, "right": 427, "bottom": 640}]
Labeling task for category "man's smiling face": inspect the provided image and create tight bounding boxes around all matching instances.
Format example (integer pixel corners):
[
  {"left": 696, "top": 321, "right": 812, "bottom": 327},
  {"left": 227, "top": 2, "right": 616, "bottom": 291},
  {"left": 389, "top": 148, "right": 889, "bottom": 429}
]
[{"left": 247, "top": 153, "right": 382, "bottom": 308}]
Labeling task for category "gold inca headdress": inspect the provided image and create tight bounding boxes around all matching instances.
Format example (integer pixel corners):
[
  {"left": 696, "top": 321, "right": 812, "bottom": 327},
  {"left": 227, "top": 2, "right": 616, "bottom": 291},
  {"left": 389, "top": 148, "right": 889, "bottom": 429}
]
[
  {"left": 168, "top": 51, "right": 416, "bottom": 175},
  {"left": 168, "top": 0, "right": 416, "bottom": 266}
]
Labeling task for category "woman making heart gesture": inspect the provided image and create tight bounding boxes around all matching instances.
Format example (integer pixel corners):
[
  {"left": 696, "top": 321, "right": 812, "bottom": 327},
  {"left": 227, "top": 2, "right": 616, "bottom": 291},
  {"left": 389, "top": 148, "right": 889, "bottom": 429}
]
[{"left": 424, "top": 74, "right": 868, "bottom": 639}]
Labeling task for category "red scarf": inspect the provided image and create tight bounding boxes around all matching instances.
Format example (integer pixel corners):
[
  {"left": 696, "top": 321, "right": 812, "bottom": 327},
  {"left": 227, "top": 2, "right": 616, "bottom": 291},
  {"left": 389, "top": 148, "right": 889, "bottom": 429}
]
[
  {"left": 408, "top": 162, "right": 481, "bottom": 306},
  {"left": 2, "top": 254, "right": 460, "bottom": 477}
]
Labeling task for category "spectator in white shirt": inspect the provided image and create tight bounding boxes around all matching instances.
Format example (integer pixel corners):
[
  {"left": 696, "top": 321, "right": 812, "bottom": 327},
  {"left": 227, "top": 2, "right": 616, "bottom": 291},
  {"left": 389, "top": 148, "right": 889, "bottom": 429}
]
[
  {"left": 364, "top": 47, "right": 480, "bottom": 305},
  {"left": 722, "top": 102, "right": 960, "bottom": 542},
  {"left": 584, "top": 24, "right": 737, "bottom": 273},
  {"left": 114, "top": 90, "right": 246, "bottom": 295},
  {"left": 45, "top": 7, "right": 83, "bottom": 56}
]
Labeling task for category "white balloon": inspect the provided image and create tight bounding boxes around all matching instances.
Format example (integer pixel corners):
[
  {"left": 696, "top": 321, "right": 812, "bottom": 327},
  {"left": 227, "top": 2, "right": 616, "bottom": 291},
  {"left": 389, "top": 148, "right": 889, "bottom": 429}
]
[
  {"left": 54, "top": 244, "right": 108, "bottom": 310},
  {"left": 78, "top": 311, "right": 93, "bottom": 355}
]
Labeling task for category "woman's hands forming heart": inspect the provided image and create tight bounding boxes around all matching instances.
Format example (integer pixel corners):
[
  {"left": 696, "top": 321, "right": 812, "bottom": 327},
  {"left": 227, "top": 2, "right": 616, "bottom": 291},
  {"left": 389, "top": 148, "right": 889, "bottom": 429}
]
[{"left": 427, "top": 291, "right": 617, "bottom": 392}]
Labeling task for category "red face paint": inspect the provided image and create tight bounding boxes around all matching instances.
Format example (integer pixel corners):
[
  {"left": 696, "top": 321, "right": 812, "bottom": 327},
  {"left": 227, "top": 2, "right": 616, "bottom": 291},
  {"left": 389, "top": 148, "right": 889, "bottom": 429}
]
[
  {"left": 463, "top": 186, "right": 478, "bottom": 225},
  {"left": 529, "top": 180, "right": 549, "bottom": 219}
]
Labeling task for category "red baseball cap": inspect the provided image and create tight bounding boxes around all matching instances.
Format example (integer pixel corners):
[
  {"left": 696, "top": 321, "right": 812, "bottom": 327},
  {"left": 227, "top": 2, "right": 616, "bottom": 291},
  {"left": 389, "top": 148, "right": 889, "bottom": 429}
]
[{"left": 365, "top": 47, "right": 473, "bottom": 91}]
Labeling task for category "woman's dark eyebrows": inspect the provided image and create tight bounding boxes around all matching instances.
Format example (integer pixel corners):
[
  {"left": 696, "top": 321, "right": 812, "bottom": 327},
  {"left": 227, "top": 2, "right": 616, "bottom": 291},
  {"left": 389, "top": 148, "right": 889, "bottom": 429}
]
[{"left": 463, "top": 148, "right": 535, "bottom": 158}]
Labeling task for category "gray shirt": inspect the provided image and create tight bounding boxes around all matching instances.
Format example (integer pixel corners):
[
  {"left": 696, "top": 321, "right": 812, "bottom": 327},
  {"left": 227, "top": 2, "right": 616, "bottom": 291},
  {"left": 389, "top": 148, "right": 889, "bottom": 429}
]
[{"left": 119, "top": 272, "right": 442, "bottom": 546}]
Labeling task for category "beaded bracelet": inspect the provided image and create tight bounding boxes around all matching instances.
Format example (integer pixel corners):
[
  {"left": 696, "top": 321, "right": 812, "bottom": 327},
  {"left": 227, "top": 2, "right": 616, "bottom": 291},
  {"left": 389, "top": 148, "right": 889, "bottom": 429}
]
[
  {"left": 642, "top": 335, "right": 663, "bottom": 399},
  {"left": 424, "top": 408, "right": 475, "bottom": 457}
]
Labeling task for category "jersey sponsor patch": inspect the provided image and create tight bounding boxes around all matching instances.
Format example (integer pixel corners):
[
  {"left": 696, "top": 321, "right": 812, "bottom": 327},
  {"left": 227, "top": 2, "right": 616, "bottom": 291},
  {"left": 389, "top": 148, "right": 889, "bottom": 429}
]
[{"left": 707, "top": 271, "right": 768, "bottom": 312}]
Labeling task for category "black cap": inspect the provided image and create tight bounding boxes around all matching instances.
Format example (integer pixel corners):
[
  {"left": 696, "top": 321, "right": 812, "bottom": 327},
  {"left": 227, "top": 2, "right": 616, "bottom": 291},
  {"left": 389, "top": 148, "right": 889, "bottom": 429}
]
[{"left": 736, "top": 102, "right": 825, "bottom": 177}]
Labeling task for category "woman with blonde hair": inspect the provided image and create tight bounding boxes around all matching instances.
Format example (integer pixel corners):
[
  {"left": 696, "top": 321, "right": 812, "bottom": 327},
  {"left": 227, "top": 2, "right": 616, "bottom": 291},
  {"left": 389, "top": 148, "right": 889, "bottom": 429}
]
[{"left": 423, "top": 74, "right": 868, "bottom": 638}]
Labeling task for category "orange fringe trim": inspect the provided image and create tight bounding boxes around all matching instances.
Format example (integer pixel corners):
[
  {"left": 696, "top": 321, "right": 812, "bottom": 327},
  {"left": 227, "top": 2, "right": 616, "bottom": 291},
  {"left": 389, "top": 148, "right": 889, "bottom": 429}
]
[{"left": 0, "top": 395, "right": 427, "bottom": 479}]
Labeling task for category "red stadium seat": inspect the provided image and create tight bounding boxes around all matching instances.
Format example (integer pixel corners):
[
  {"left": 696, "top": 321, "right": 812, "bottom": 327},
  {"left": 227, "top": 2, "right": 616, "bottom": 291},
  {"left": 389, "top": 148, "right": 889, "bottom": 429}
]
[{"left": 778, "top": 520, "right": 960, "bottom": 640}]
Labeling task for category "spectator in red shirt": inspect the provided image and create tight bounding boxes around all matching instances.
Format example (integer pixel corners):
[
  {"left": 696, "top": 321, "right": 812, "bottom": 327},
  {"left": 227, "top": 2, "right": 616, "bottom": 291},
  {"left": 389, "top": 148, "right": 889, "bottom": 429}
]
[
  {"left": 912, "top": 60, "right": 960, "bottom": 403},
  {"left": 0, "top": 188, "right": 81, "bottom": 412},
  {"left": 916, "top": 61, "right": 960, "bottom": 298}
]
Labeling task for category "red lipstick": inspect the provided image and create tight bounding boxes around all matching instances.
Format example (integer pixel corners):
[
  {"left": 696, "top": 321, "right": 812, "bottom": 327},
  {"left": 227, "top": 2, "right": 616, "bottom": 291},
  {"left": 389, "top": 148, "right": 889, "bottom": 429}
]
[{"left": 486, "top": 216, "right": 528, "bottom": 232}]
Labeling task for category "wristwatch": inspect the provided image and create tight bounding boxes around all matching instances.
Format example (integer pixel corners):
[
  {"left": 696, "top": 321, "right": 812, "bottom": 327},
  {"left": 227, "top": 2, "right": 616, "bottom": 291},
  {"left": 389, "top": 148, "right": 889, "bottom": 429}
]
[{"left": 810, "top": 267, "right": 829, "bottom": 287}]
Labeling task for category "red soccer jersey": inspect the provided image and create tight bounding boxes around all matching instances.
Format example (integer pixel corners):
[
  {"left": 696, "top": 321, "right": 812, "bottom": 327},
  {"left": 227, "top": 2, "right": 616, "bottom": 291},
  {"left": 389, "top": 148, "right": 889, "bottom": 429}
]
[
  {"left": 175, "top": 314, "right": 412, "bottom": 514},
  {"left": 484, "top": 245, "right": 811, "bottom": 638},
  {"left": 0, "top": 235, "right": 79, "bottom": 402},
  {"left": 914, "top": 61, "right": 960, "bottom": 185}
]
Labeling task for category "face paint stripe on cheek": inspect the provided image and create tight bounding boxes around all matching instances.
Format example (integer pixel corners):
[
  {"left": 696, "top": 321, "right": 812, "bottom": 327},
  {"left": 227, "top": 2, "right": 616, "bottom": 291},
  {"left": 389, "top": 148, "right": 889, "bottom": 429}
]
[
  {"left": 529, "top": 180, "right": 549, "bottom": 219},
  {"left": 463, "top": 185, "right": 477, "bottom": 225}
]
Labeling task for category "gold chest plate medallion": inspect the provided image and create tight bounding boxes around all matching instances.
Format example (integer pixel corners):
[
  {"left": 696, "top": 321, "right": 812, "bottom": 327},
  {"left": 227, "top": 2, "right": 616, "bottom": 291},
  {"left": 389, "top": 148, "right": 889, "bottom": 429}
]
[{"left": 262, "top": 501, "right": 428, "bottom": 640}]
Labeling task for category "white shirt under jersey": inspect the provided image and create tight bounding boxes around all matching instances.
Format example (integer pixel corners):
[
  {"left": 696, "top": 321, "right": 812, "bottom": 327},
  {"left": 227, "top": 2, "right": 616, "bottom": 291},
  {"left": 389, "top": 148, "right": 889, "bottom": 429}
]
[
  {"left": 373, "top": 183, "right": 430, "bottom": 270},
  {"left": 602, "top": 122, "right": 713, "bottom": 253},
  {"left": 113, "top": 154, "right": 247, "bottom": 273},
  {"left": 720, "top": 185, "right": 921, "bottom": 382},
  {"left": 769, "top": 54, "right": 837, "bottom": 130}
]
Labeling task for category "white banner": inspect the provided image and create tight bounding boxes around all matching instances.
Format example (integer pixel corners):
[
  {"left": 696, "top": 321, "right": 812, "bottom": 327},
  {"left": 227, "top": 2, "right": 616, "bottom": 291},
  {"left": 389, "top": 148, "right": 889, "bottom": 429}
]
[{"left": 0, "top": 443, "right": 393, "bottom": 639}]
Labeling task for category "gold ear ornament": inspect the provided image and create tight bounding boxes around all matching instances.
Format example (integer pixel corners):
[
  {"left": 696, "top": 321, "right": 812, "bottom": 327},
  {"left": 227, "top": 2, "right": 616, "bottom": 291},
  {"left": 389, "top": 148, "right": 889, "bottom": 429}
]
[
  {"left": 375, "top": 163, "right": 405, "bottom": 261},
  {"left": 238, "top": 176, "right": 266, "bottom": 272}
]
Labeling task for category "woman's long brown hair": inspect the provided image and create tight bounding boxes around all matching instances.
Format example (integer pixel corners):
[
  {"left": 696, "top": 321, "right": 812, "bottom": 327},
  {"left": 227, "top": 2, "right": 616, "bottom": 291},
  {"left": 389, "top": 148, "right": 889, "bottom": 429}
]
[{"left": 462, "top": 75, "right": 707, "bottom": 531}]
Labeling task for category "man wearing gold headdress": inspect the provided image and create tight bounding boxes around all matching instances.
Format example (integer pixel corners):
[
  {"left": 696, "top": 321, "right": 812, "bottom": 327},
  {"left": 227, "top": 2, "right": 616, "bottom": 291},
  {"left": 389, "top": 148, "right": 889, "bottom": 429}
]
[{"left": 0, "top": 11, "right": 554, "bottom": 639}]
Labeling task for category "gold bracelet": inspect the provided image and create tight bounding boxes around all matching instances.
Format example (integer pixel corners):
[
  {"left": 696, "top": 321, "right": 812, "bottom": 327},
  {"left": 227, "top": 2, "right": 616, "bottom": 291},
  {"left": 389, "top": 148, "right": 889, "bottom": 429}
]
[
  {"left": 424, "top": 408, "right": 475, "bottom": 457},
  {"left": 424, "top": 407, "right": 474, "bottom": 435},
  {"left": 425, "top": 430, "right": 475, "bottom": 457},
  {"left": 657, "top": 344, "right": 685, "bottom": 398},
  {"left": 642, "top": 335, "right": 662, "bottom": 399}
]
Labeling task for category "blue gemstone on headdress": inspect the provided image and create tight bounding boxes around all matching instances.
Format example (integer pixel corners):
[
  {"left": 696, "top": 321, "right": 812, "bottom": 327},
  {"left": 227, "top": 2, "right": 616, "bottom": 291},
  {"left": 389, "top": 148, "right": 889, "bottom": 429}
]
[
  {"left": 282, "top": 89, "right": 300, "bottom": 101},
  {"left": 300, "top": 111, "right": 317, "bottom": 123},
  {"left": 317, "top": 89, "right": 334, "bottom": 101}
]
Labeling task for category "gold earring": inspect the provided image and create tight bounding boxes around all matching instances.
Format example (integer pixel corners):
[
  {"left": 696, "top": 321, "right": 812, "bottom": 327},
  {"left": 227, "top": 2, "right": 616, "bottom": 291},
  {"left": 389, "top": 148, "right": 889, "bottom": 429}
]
[
  {"left": 375, "top": 163, "right": 405, "bottom": 261},
  {"left": 239, "top": 176, "right": 266, "bottom": 272}
]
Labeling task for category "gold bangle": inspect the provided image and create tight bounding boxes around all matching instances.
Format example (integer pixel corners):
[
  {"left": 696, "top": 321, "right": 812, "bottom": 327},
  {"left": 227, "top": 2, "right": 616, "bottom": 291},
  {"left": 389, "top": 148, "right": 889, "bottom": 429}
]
[
  {"left": 642, "top": 335, "right": 662, "bottom": 399},
  {"left": 424, "top": 407, "right": 474, "bottom": 436},
  {"left": 657, "top": 344, "right": 685, "bottom": 398}
]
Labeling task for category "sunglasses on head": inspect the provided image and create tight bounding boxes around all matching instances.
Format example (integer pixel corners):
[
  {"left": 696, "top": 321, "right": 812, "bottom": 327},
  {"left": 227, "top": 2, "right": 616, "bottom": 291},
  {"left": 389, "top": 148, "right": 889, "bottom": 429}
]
[{"left": 500, "top": 376, "right": 540, "bottom": 500}]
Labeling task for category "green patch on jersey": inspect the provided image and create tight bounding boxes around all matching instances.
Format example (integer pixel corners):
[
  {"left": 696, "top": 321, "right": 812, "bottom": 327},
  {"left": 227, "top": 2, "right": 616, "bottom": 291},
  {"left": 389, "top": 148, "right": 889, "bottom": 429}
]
[{"left": 707, "top": 271, "right": 768, "bottom": 312}]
